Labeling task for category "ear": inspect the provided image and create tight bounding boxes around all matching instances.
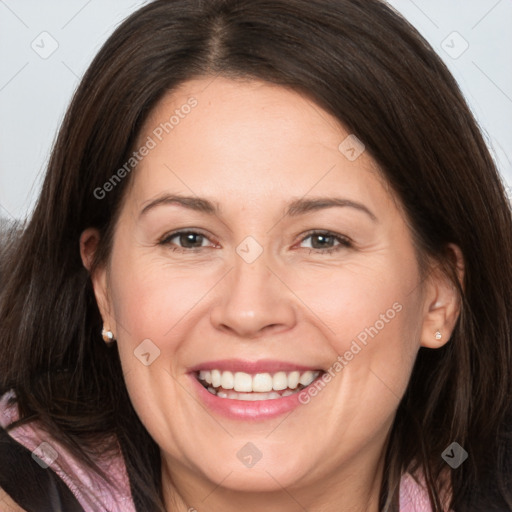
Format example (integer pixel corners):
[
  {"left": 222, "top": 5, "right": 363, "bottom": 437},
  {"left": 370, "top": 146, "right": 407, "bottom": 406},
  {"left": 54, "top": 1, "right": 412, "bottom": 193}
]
[
  {"left": 420, "top": 243, "right": 464, "bottom": 349},
  {"left": 79, "top": 228, "right": 117, "bottom": 340}
]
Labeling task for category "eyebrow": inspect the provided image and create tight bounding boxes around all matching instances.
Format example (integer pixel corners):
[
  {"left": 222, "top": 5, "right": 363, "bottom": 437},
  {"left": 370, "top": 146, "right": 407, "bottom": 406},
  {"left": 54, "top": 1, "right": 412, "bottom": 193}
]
[
  {"left": 140, "top": 195, "right": 217, "bottom": 217},
  {"left": 286, "top": 197, "right": 377, "bottom": 221},
  {"left": 139, "top": 194, "right": 377, "bottom": 222}
]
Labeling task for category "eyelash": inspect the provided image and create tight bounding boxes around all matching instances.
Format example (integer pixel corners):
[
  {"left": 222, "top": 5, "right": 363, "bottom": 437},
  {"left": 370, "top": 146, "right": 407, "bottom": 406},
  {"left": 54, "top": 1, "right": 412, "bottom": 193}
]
[
  {"left": 300, "top": 230, "right": 353, "bottom": 254},
  {"left": 158, "top": 229, "right": 352, "bottom": 255}
]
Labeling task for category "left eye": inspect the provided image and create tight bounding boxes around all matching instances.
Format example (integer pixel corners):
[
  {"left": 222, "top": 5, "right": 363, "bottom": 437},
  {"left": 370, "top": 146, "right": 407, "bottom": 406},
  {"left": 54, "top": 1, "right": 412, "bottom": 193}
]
[{"left": 297, "top": 231, "right": 352, "bottom": 253}]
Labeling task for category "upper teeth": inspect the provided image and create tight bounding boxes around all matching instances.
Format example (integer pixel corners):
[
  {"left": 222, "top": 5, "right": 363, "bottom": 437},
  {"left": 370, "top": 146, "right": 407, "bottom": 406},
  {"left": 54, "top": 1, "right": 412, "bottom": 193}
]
[{"left": 198, "top": 370, "right": 321, "bottom": 393}]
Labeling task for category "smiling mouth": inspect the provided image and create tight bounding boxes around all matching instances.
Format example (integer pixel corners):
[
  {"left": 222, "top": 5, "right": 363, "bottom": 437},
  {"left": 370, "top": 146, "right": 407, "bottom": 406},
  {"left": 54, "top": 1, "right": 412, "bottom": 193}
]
[{"left": 195, "top": 369, "right": 323, "bottom": 401}]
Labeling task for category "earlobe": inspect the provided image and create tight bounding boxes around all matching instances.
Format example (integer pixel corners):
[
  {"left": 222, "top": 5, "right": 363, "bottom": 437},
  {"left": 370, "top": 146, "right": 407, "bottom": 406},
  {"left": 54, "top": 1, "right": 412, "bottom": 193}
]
[{"left": 420, "top": 243, "right": 464, "bottom": 349}]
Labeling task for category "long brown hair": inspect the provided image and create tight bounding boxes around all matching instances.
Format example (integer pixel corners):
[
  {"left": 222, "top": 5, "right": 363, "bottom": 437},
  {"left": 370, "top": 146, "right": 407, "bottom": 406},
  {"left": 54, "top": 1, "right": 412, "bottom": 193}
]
[{"left": 1, "top": 0, "right": 511, "bottom": 510}]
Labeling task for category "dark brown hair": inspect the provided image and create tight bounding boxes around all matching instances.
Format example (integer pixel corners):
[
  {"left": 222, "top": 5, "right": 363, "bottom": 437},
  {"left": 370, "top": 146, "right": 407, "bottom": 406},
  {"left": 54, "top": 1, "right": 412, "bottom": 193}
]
[{"left": 1, "top": 0, "right": 511, "bottom": 510}]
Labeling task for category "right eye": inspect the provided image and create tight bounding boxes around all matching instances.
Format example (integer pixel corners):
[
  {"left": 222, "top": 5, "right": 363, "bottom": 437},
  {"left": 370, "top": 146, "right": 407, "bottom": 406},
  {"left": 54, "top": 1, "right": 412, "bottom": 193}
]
[{"left": 159, "top": 230, "right": 217, "bottom": 252}]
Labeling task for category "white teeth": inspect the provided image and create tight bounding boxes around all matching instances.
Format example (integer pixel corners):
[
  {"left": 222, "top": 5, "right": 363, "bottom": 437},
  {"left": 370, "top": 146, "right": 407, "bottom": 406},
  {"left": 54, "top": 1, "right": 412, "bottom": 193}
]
[
  {"left": 287, "top": 371, "right": 300, "bottom": 389},
  {"left": 233, "top": 372, "right": 253, "bottom": 392},
  {"left": 211, "top": 369, "right": 221, "bottom": 388},
  {"left": 272, "top": 372, "right": 288, "bottom": 391},
  {"left": 252, "top": 373, "right": 273, "bottom": 392},
  {"left": 198, "top": 369, "right": 321, "bottom": 396},
  {"left": 199, "top": 370, "right": 212, "bottom": 384},
  {"left": 220, "top": 371, "right": 234, "bottom": 390},
  {"left": 299, "top": 371, "right": 315, "bottom": 386},
  {"left": 217, "top": 390, "right": 283, "bottom": 401}
]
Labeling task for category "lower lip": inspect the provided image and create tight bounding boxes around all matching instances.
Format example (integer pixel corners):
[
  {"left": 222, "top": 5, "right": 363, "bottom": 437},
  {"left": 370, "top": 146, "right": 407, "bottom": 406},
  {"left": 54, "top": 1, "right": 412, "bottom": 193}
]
[{"left": 189, "top": 373, "right": 321, "bottom": 420}]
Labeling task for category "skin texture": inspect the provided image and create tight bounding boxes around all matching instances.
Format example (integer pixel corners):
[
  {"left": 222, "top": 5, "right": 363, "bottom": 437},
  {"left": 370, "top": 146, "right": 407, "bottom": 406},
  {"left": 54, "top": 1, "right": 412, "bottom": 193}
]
[
  {"left": 0, "top": 489, "right": 26, "bottom": 512},
  {"left": 81, "top": 77, "right": 463, "bottom": 512}
]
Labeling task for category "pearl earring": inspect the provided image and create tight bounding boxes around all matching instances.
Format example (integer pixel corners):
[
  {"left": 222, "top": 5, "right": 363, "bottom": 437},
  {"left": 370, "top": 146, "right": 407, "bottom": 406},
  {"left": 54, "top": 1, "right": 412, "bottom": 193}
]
[
  {"left": 102, "top": 328, "right": 115, "bottom": 343},
  {"left": 434, "top": 330, "right": 442, "bottom": 340}
]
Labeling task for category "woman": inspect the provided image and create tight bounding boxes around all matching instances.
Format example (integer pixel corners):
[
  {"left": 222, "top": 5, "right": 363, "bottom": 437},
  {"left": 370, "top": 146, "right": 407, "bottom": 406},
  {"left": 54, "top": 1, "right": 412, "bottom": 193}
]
[{"left": 1, "top": 0, "right": 511, "bottom": 510}]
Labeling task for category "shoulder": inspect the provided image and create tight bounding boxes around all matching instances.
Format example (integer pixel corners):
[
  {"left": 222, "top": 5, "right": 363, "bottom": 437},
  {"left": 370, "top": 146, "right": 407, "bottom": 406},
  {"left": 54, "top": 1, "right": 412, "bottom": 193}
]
[
  {"left": 0, "top": 488, "right": 27, "bottom": 512},
  {"left": 399, "top": 467, "right": 452, "bottom": 512},
  {"left": 399, "top": 471, "right": 432, "bottom": 511},
  {"left": 0, "top": 391, "right": 136, "bottom": 512}
]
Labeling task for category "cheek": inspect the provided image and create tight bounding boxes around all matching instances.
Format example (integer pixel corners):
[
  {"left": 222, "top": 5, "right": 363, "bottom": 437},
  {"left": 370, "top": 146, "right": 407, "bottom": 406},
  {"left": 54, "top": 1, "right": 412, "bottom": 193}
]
[
  {"left": 109, "top": 248, "right": 210, "bottom": 342},
  {"left": 105, "top": 250, "right": 202, "bottom": 441},
  {"left": 288, "top": 254, "right": 422, "bottom": 418},
  {"left": 284, "top": 257, "right": 420, "bottom": 351}
]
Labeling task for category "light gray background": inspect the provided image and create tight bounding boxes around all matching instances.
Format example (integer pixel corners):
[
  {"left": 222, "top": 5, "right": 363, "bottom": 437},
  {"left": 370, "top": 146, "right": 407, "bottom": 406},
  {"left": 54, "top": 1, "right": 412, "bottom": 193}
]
[{"left": 0, "top": 0, "right": 511, "bottom": 221}]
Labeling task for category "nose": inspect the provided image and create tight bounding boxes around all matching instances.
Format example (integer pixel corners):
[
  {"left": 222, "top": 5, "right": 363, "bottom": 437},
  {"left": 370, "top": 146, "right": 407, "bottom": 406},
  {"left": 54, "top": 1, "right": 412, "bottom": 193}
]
[{"left": 209, "top": 251, "right": 297, "bottom": 339}]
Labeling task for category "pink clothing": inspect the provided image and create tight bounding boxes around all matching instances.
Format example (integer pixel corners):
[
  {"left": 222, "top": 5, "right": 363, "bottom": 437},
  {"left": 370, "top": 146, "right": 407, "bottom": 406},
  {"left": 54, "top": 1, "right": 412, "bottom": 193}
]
[
  {"left": 400, "top": 472, "right": 435, "bottom": 511},
  {"left": 0, "top": 390, "right": 135, "bottom": 512},
  {"left": 0, "top": 391, "right": 438, "bottom": 511}
]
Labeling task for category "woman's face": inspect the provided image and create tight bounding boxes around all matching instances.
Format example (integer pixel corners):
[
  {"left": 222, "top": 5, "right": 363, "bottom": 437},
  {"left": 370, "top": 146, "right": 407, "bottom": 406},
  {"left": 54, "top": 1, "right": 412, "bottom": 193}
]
[{"left": 84, "top": 77, "right": 457, "bottom": 507}]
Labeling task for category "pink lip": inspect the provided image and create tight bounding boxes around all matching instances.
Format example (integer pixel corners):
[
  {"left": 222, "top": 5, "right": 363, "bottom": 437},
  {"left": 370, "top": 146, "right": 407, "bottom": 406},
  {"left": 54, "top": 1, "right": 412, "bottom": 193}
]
[
  {"left": 188, "top": 368, "right": 325, "bottom": 421},
  {"left": 188, "top": 358, "right": 322, "bottom": 374}
]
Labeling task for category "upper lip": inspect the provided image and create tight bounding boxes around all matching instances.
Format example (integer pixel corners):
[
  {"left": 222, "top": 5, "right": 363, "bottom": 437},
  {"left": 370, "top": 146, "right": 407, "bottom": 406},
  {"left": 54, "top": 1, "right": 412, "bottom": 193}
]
[{"left": 188, "top": 359, "right": 324, "bottom": 374}]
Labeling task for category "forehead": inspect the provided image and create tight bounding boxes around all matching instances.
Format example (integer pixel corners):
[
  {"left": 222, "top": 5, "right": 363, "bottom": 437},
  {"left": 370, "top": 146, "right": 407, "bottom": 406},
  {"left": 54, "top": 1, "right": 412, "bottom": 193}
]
[{"left": 126, "top": 76, "right": 393, "bottom": 218}]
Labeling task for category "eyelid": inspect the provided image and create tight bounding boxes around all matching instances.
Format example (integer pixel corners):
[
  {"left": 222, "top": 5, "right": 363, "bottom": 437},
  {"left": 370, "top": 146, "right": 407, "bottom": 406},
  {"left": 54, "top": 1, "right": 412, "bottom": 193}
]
[
  {"left": 159, "top": 229, "right": 218, "bottom": 248},
  {"left": 296, "top": 229, "right": 352, "bottom": 244},
  {"left": 294, "top": 229, "right": 353, "bottom": 251}
]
